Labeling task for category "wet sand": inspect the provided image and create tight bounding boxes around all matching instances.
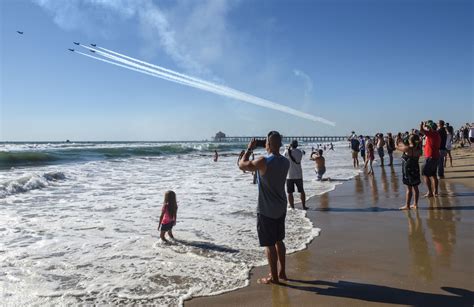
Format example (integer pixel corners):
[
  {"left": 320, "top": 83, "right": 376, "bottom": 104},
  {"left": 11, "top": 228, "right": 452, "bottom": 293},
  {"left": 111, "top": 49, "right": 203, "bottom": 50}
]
[{"left": 187, "top": 148, "right": 474, "bottom": 306}]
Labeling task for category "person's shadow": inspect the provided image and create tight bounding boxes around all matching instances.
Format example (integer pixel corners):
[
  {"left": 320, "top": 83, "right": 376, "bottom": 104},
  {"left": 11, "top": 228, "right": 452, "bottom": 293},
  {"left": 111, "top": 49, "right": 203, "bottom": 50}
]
[{"left": 283, "top": 279, "right": 473, "bottom": 306}]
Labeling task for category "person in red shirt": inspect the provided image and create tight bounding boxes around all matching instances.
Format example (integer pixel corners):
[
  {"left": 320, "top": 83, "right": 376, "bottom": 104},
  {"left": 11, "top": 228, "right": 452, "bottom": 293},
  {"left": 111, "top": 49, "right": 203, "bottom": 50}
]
[{"left": 419, "top": 121, "right": 441, "bottom": 197}]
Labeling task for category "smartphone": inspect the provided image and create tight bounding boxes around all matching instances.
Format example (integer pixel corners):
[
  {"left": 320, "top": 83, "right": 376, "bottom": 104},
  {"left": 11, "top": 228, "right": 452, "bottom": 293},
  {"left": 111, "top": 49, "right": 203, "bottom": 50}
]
[{"left": 255, "top": 139, "right": 266, "bottom": 148}]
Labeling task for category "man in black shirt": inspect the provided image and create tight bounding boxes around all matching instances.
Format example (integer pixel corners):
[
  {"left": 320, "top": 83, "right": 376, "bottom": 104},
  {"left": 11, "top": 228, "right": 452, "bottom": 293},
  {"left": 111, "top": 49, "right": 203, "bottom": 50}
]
[{"left": 437, "top": 120, "right": 447, "bottom": 177}]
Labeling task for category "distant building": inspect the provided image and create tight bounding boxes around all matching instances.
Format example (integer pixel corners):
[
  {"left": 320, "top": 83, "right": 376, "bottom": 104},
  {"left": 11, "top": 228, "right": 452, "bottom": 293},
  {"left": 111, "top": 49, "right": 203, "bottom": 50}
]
[{"left": 214, "top": 131, "right": 226, "bottom": 141}]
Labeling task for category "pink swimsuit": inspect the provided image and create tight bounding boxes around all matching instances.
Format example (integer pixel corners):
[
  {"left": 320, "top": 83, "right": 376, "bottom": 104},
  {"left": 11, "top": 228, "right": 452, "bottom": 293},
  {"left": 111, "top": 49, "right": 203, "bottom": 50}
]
[{"left": 162, "top": 204, "right": 176, "bottom": 225}]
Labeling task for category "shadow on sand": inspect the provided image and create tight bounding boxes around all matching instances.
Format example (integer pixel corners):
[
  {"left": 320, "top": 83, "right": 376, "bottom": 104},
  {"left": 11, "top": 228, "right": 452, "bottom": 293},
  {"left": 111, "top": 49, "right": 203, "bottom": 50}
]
[{"left": 283, "top": 280, "right": 474, "bottom": 306}]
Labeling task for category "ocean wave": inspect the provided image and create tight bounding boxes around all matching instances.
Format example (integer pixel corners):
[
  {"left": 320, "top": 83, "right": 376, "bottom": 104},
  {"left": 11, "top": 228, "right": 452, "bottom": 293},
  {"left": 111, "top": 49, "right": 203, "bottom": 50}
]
[
  {"left": 0, "top": 171, "right": 66, "bottom": 198},
  {"left": 0, "top": 143, "right": 247, "bottom": 168}
]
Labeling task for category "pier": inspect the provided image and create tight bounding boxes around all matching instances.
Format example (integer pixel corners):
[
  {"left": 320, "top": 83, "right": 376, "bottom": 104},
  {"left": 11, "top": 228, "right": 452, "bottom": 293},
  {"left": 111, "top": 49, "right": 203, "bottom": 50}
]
[{"left": 213, "top": 136, "right": 347, "bottom": 143}]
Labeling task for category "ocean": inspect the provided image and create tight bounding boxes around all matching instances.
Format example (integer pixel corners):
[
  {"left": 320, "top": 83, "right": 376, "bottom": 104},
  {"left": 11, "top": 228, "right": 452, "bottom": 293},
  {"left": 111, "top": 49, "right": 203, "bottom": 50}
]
[{"left": 0, "top": 141, "right": 359, "bottom": 305}]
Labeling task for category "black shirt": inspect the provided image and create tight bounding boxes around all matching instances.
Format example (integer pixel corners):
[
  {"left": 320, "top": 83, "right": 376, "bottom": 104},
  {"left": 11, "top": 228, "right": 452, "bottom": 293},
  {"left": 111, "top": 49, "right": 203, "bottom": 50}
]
[{"left": 438, "top": 127, "right": 447, "bottom": 150}]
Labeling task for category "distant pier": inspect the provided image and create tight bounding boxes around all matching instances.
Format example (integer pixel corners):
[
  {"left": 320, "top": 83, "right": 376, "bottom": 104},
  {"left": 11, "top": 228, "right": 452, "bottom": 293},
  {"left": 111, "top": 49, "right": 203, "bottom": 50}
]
[{"left": 213, "top": 136, "right": 346, "bottom": 142}]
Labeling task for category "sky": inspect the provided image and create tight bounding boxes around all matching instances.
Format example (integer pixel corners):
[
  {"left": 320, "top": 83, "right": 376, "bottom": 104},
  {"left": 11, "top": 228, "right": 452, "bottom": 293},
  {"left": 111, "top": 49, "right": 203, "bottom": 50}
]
[{"left": 0, "top": 0, "right": 472, "bottom": 141}]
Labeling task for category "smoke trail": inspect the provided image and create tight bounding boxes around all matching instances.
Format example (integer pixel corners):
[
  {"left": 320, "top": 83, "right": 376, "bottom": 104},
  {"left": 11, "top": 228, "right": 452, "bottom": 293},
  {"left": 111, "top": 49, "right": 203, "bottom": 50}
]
[
  {"left": 77, "top": 46, "right": 336, "bottom": 126},
  {"left": 96, "top": 46, "right": 335, "bottom": 126},
  {"left": 74, "top": 51, "right": 198, "bottom": 87}
]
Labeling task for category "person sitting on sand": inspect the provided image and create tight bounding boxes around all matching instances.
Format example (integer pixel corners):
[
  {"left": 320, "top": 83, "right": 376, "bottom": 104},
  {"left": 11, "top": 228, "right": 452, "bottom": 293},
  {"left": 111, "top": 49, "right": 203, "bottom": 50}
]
[
  {"left": 419, "top": 120, "right": 441, "bottom": 197},
  {"left": 239, "top": 131, "right": 290, "bottom": 285},
  {"left": 397, "top": 134, "right": 422, "bottom": 210},
  {"left": 310, "top": 149, "right": 326, "bottom": 181},
  {"left": 158, "top": 190, "right": 178, "bottom": 243}
]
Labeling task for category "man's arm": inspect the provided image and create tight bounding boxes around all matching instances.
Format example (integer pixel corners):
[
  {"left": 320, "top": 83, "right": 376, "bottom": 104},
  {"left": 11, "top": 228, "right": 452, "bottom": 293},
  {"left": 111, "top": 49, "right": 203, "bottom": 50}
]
[
  {"left": 238, "top": 139, "right": 267, "bottom": 175},
  {"left": 419, "top": 121, "right": 427, "bottom": 135}
]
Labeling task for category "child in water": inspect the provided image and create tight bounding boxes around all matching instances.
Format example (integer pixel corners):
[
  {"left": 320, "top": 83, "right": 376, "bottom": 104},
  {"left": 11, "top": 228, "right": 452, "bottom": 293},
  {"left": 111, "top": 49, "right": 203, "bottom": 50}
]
[{"left": 158, "top": 190, "right": 178, "bottom": 243}]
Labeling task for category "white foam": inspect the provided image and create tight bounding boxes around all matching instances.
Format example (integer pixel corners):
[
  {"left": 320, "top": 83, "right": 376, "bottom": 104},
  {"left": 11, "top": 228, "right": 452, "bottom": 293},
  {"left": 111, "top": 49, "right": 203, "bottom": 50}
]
[{"left": 0, "top": 141, "right": 356, "bottom": 305}]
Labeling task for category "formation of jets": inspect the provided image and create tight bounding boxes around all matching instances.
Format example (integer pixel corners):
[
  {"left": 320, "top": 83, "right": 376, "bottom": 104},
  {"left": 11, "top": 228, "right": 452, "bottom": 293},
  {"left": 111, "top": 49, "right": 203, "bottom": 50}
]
[{"left": 16, "top": 32, "right": 99, "bottom": 55}]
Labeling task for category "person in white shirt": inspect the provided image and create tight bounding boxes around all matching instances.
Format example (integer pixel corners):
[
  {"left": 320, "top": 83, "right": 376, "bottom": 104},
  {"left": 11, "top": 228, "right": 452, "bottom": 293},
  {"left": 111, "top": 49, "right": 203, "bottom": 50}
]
[{"left": 284, "top": 140, "right": 307, "bottom": 210}]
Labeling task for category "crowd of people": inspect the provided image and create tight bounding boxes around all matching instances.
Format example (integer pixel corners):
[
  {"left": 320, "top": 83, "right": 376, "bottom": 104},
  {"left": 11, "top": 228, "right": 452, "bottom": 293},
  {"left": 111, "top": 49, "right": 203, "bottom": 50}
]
[
  {"left": 348, "top": 121, "right": 473, "bottom": 210},
  {"left": 157, "top": 123, "right": 473, "bottom": 286}
]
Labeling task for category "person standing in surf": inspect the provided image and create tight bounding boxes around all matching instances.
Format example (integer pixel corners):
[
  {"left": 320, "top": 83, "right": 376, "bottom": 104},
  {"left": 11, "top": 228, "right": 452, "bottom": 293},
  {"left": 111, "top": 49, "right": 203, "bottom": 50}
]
[
  {"left": 239, "top": 131, "right": 290, "bottom": 285},
  {"left": 158, "top": 190, "right": 178, "bottom": 243},
  {"left": 284, "top": 140, "right": 307, "bottom": 210}
]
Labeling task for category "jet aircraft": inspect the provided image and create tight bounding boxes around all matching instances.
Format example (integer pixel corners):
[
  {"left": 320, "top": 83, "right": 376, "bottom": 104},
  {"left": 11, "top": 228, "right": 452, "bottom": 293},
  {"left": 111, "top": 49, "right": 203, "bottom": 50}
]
[
  {"left": 17, "top": 31, "right": 23, "bottom": 34},
  {"left": 68, "top": 48, "right": 74, "bottom": 52},
  {"left": 90, "top": 43, "right": 96, "bottom": 47},
  {"left": 73, "top": 42, "right": 80, "bottom": 45}
]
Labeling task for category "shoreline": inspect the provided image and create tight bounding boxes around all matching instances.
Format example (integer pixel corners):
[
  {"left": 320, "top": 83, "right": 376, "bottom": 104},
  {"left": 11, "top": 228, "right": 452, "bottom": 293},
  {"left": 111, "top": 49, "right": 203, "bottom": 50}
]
[{"left": 186, "top": 147, "right": 474, "bottom": 306}]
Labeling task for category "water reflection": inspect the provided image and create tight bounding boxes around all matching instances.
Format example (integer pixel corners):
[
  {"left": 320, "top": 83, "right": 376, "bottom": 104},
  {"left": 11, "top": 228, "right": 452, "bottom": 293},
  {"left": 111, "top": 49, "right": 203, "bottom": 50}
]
[
  {"left": 380, "top": 167, "right": 389, "bottom": 195},
  {"left": 319, "top": 192, "right": 330, "bottom": 210},
  {"left": 406, "top": 210, "right": 432, "bottom": 281},
  {"left": 368, "top": 174, "right": 379, "bottom": 204},
  {"left": 426, "top": 197, "right": 457, "bottom": 268},
  {"left": 390, "top": 165, "right": 399, "bottom": 195},
  {"left": 272, "top": 282, "right": 289, "bottom": 306}
]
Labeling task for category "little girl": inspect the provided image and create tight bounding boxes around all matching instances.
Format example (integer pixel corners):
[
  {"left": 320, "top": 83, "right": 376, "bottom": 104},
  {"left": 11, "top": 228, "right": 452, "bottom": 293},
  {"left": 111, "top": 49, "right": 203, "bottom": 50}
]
[
  {"left": 366, "top": 142, "right": 375, "bottom": 175},
  {"left": 158, "top": 190, "right": 178, "bottom": 243}
]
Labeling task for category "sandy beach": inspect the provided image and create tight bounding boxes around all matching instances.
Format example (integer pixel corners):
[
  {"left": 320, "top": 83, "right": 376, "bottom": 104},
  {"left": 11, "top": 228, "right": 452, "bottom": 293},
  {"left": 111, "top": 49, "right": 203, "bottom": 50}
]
[{"left": 187, "top": 147, "right": 474, "bottom": 306}]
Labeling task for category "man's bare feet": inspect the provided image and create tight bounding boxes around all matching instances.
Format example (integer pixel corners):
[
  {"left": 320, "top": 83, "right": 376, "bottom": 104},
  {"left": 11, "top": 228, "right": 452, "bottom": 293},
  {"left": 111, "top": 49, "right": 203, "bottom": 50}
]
[
  {"left": 399, "top": 205, "right": 410, "bottom": 210},
  {"left": 279, "top": 273, "right": 288, "bottom": 281},
  {"left": 257, "top": 276, "right": 279, "bottom": 285},
  {"left": 411, "top": 204, "right": 418, "bottom": 210},
  {"left": 423, "top": 193, "right": 433, "bottom": 198}
]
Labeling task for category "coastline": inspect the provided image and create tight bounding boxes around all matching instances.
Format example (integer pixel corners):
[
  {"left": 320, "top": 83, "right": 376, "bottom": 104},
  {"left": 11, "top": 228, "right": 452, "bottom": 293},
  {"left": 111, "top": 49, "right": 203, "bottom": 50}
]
[{"left": 186, "top": 147, "right": 474, "bottom": 306}]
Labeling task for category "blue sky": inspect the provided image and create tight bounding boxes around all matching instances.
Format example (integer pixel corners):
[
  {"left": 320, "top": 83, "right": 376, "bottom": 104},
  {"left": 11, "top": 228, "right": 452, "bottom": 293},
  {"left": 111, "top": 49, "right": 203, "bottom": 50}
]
[{"left": 1, "top": 0, "right": 472, "bottom": 141}]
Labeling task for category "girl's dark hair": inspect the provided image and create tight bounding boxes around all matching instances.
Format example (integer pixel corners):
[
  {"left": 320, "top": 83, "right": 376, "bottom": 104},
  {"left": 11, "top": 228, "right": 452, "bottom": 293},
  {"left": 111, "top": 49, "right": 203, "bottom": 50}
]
[{"left": 164, "top": 190, "right": 177, "bottom": 219}]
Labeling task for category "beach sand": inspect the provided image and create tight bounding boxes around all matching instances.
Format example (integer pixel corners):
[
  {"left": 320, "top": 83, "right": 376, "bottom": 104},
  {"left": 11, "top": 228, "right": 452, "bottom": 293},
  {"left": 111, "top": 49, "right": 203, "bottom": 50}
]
[{"left": 187, "top": 147, "right": 474, "bottom": 306}]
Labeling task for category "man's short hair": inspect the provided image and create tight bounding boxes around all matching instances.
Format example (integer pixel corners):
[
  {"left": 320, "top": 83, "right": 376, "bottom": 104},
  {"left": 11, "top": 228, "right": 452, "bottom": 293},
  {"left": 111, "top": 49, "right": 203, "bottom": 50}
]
[
  {"left": 291, "top": 140, "right": 298, "bottom": 148},
  {"left": 267, "top": 131, "right": 282, "bottom": 147},
  {"left": 318, "top": 149, "right": 323, "bottom": 155}
]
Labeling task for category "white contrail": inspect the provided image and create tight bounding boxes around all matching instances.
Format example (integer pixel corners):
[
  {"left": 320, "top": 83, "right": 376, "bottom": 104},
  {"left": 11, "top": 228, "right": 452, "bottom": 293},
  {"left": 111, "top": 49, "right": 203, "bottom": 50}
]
[
  {"left": 77, "top": 45, "right": 336, "bottom": 126},
  {"left": 74, "top": 51, "right": 197, "bottom": 87},
  {"left": 96, "top": 46, "right": 336, "bottom": 126}
]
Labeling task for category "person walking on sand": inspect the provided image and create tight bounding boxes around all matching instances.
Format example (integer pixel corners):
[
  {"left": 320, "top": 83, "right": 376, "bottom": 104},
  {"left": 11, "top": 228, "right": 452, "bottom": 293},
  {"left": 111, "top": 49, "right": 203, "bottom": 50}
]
[
  {"left": 157, "top": 190, "right": 178, "bottom": 243},
  {"left": 376, "top": 133, "right": 386, "bottom": 166},
  {"left": 284, "top": 140, "right": 307, "bottom": 210},
  {"left": 420, "top": 121, "right": 441, "bottom": 197},
  {"left": 437, "top": 120, "right": 447, "bottom": 178},
  {"left": 310, "top": 149, "right": 326, "bottom": 181},
  {"left": 386, "top": 133, "right": 396, "bottom": 166},
  {"left": 397, "top": 134, "right": 422, "bottom": 210},
  {"left": 445, "top": 125, "right": 454, "bottom": 167},
  {"left": 239, "top": 131, "right": 290, "bottom": 285}
]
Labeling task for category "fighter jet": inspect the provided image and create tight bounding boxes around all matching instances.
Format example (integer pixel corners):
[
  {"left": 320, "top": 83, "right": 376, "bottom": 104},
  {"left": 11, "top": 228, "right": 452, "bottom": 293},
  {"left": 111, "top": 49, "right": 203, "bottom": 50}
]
[
  {"left": 68, "top": 48, "right": 74, "bottom": 52},
  {"left": 90, "top": 43, "right": 96, "bottom": 47},
  {"left": 73, "top": 42, "right": 80, "bottom": 45},
  {"left": 90, "top": 50, "right": 96, "bottom": 53},
  {"left": 17, "top": 31, "right": 24, "bottom": 34}
]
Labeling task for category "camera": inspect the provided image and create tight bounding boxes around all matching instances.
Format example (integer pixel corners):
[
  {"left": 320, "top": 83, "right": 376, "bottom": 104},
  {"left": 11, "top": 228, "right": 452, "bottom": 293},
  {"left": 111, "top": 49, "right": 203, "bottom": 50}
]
[{"left": 255, "top": 139, "right": 266, "bottom": 148}]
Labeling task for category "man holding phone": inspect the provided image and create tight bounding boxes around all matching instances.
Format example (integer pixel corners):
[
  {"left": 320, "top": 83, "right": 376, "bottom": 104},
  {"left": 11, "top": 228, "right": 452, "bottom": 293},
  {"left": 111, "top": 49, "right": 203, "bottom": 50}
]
[
  {"left": 239, "top": 131, "right": 290, "bottom": 285},
  {"left": 284, "top": 140, "right": 307, "bottom": 210}
]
